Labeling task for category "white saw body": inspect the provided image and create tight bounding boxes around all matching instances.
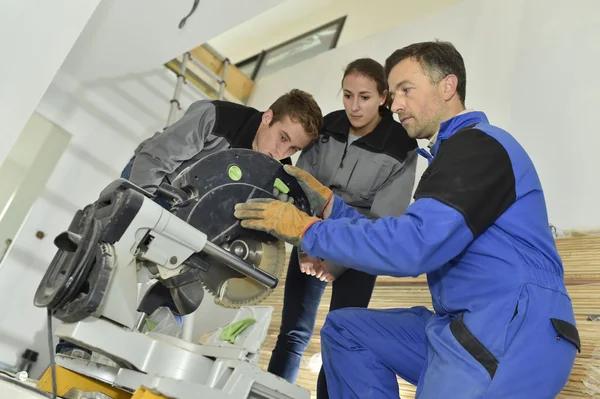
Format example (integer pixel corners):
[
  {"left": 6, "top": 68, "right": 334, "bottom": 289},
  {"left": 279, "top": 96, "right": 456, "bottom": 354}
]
[{"left": 8, "top": 150, "right": 313, "bottom": 399}]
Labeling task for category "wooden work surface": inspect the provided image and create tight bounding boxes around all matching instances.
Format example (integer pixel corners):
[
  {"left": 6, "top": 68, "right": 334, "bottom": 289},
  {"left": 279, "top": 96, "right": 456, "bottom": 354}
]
[{"left": 257, "top": 236, "right": 600, "bottom": 398}]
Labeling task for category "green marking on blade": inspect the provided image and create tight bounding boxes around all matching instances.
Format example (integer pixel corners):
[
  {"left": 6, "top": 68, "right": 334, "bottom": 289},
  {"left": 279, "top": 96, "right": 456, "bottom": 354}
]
[
  {"left": 228, "top": 165, "right": 242, "bottom": 181},
  {"left": 274, "top": 178, "right": 290, "bottom": 194}
]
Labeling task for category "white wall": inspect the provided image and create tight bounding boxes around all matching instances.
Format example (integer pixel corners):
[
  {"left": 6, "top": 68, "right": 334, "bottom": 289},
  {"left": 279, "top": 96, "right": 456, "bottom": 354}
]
[
  {"left": 248, "top": 0, "right": 600, "bottom": 231},
  {"left": 0, "top": 0, "right": 101, "bottom": 168},
  {"left": 0, "top": 160, "right": 27, "bottom": 227},
  {"left": 0, "top": 113, "right": 71, "bottom": 247}
]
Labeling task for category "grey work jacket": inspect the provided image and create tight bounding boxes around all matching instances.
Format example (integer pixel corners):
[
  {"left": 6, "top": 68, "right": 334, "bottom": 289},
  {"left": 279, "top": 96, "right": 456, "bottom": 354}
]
[
  {"left": 128, "top": 100, "right": 269, "bottom": 189},
  {"left": 297, "top": 107, "right": 418, "bottom": 219}
]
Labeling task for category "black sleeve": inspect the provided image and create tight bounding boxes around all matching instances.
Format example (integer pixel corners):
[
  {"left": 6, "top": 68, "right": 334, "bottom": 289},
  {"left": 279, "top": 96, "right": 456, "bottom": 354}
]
[{"left": 414, "top": 129, "right": 516, "bottom": 237}]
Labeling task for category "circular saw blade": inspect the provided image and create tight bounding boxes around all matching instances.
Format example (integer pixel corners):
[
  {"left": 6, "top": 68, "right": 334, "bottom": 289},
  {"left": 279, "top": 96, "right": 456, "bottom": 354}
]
[
  {"left": 209, "top": 239, "right": 285, "bottom": 308},
  {"left": 169, "top": 149, "right": 310, "bottom": 309}
]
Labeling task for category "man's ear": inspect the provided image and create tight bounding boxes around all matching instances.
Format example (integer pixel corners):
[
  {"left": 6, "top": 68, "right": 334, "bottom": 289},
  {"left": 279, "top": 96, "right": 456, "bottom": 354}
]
[
  {"left": 262, "top": 109, "right": 274, "bottom": 126},
  {"left": 442, "top": 74, "right": 459, "bottom": 101}
]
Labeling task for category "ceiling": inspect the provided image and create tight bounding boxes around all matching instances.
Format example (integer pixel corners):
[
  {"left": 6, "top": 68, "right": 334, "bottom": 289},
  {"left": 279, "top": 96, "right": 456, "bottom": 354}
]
[
  {"left": 207, "top": 0, "right": 467, "bottom": 66},
  {"left": 208, "top": 0, "right": 342, "bottom": 63},
  {"left": 59, "top": 0, "right": 286, "bottom": 82}
]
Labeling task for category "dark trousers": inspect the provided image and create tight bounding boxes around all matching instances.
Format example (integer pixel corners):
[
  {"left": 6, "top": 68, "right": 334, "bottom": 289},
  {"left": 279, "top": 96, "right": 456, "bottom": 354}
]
[{"left": 267, "top": 247, "right": 377, "bottom": 398}]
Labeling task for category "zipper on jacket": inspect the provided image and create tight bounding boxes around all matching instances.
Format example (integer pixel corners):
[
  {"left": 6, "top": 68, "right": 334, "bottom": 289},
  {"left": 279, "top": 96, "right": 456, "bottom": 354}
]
[{"left": 339, "top": 141, "right": 350, "bottom": 168}]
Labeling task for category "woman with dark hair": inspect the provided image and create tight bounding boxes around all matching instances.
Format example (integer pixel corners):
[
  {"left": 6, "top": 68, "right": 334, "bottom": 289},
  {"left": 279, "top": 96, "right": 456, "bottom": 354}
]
[{"left": 267, "top": 58, "right": 418, "bottom": 398}]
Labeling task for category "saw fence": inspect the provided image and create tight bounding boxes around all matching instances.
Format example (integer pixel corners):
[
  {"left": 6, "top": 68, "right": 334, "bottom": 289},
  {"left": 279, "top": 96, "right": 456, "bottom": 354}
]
[{"left": 258, "top": 235, "right": 600, "bottom": 399}]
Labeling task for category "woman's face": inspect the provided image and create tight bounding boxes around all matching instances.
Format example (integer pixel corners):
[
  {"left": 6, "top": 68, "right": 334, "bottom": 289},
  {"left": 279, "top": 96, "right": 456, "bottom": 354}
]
[{"left": 342, "top": 72, "right": 386, "bottom": 130}]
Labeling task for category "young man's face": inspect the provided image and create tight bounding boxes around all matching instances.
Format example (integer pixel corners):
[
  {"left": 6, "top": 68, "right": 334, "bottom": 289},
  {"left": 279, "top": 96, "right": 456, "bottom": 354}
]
[
  {"left": 388, "top": 58, "right": 445, "bottom": 140},
  {"left": 253, "top": 110, "right": 313, "bottom": 160}
]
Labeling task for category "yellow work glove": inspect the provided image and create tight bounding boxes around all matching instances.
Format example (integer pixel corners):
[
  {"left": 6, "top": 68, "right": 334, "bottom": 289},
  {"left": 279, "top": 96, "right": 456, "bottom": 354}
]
[
  {"left": 234, "top": 198, "right": 321, "bottom": 248},
  {"left": 283, "top": 165, "right": 333, "bottom": 218}
]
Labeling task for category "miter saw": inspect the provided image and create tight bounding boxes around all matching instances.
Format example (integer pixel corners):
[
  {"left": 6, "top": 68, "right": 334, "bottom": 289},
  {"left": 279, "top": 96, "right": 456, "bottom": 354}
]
[{"left": 29, "top": 149, "right": 312, "bottom": 399}]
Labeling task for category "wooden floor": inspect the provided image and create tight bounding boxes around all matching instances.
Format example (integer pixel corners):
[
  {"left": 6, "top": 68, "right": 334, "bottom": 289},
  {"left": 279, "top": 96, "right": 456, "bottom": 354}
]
[{"left": 257, "top": 236, "right": 600, "bottom": 398}]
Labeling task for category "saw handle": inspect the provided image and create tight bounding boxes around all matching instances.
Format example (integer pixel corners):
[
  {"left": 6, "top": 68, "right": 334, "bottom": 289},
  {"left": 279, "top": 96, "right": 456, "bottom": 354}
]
[
  {"left": 155, "top": 183, "right": 190, "bottom": 204},
  {"left": 202, "top": 241, "right": 278, "bottom": 289},
  {"left": 98, "top": 179, "right": 155, "bottom": 203}
]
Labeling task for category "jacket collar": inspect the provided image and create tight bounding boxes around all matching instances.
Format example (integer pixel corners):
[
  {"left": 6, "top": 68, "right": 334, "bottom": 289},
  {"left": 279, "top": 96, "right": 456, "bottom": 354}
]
[
  {"left": 430, "top": 110, "right": 488, "bottom": 157},
  {"left": 416, "top": 110, "right": 488, "bottom": 163},
  {"left": 212, "top": 100, "right": 262, "bottom": 149},
  {"left": 232, "top": 112, "right": 262, "bottom": 149},
  {"left": 325, "top": 107, "right": 397, "bottom": 151}
]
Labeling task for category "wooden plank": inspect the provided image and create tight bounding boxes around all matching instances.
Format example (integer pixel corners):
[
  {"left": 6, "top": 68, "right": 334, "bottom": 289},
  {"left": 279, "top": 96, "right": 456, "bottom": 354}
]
[
  {"left": 188, "top": 46, "right": 222, "bottom": 75},
  {"left": 257, "top": 236, "right": 600, "bottom": 398}
]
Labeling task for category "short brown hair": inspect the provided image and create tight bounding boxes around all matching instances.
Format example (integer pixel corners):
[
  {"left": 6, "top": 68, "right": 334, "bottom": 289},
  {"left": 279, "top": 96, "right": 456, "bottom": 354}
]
[
  {"left": 269, "top": 89, "right": 323, "bottom": 140},
  {"left": 385, "top": 40, "right": 467, "bottom": 106}
]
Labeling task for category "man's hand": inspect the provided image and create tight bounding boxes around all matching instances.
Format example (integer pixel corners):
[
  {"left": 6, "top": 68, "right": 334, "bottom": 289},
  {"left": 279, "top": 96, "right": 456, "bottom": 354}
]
[
  {"left": 299, "top": 254, "right": 335, "bottom": 282},
  {"left": 283, "top": 165, "right": 333, "bottom": 218},
  {"left": 234, "top": 198, "right": 320, "bottom": 248}
]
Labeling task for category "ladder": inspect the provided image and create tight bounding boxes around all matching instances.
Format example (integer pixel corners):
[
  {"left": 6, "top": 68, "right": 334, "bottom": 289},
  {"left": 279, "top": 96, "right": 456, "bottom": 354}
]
[{"left": 164, "top": 43, "right": 254, "bottom": 127}]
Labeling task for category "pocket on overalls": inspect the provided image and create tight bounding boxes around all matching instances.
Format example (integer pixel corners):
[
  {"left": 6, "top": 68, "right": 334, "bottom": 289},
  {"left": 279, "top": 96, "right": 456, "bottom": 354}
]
[
  {"left": 416, "top": 316, "right": 494, "bottom": 399},
  {"left": 501, "top": 285, "right": 529, "bottom": 354},
  {"left": 449, "top": 314, "right": 499, "bottom": 380},
  {"left": 550, "top": 318, "right": 581, "bottom": 353}
]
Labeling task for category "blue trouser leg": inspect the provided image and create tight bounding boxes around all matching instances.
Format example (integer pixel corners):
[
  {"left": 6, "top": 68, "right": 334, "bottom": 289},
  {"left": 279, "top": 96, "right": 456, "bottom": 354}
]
[
  {"left": 321, "top": 285, "right": 578, "bottom": 399},
  {"left": 267, "top": 247, "right": 327, "bottom": 382},
  {"left": 321, "top": 307, "right": 431, "bottom": 399}
]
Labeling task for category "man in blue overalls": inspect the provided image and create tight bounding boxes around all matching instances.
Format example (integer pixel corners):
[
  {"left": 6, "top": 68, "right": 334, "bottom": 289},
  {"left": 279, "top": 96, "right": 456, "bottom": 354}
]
[{"left": 234, "top": 40, "right": 580, "bottom": 398}]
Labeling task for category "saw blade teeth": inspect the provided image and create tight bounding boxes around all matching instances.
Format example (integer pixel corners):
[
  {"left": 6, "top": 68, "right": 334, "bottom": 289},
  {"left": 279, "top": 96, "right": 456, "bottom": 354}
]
[
  {"left": 210, "top": 239, "right": 286, "bottom": 308},
  {"left": 219, "top": 281, "right": 228, "bottom": 301}
]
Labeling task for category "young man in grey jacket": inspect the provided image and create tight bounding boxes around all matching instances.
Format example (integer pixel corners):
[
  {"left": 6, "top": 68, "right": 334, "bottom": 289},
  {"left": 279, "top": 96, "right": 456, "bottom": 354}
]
[{"left": 124, "top": 89, "right": 323, "bottom": 190}]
